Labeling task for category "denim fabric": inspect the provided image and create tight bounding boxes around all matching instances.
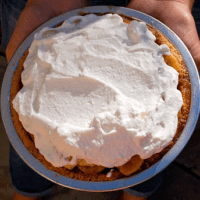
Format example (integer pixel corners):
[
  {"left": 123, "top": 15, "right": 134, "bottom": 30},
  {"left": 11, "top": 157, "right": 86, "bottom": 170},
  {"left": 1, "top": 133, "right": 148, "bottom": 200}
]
[
  {"left": 192, "top": 7, "right": 200, "bottom": 38},
  {"left": 90, "top": 0, "right": 129, "bottom": 6},
  {"left": 194, "top": 0, "right": 200, "bottom": 9},
  {"left": 1, "top": 0, "right": 200, "bottom": 197},
  {"left": 123, "top": 171, "right": 164, "bottom": 198},
  {"left": 10, "top": 144, "right": 54, "bottom": 197},
  {"left": 1, "top": 0, "right": 27, "bottom": 50}
]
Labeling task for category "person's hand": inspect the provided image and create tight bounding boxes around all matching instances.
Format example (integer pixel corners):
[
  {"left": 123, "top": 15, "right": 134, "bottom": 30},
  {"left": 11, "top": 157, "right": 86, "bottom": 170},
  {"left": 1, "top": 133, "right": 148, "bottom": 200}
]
[
  {"left": 6, "top": 0, "right": 88, "bottom": 63},
  {"left": 127, "top": 0, "right": 200, "bottom": 70}
]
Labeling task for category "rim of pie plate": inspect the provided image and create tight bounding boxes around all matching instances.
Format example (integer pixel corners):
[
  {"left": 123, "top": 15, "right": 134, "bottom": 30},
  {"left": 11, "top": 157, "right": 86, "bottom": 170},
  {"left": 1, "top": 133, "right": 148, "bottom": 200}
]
[{"left": 1, "top": 6, "right": 200, "bottom": 192}]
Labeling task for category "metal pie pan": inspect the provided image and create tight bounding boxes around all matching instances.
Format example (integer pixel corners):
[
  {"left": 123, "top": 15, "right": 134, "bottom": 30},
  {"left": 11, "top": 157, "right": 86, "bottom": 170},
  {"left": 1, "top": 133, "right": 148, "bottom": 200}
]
[{"left": 1, "top": 6, "right": 200, "bottom": 192}]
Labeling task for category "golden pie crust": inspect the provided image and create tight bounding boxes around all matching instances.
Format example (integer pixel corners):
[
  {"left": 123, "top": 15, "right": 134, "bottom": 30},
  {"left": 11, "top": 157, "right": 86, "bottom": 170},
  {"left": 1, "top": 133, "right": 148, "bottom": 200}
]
[{"left": 9, "top": 13, "right": 191, "bottom": 181}]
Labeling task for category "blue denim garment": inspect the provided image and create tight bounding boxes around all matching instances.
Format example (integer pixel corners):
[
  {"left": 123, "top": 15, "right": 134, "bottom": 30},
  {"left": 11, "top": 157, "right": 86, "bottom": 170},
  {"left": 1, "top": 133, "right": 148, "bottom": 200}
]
[
  {"left": 1, "top": 0, "right": 27, "bottom": 50},
  {"left": 192, "top": 7, "right": 200, "bottom": 38},
  {"left": 9, "top": 145, "right": 54, "bottom": 197}
]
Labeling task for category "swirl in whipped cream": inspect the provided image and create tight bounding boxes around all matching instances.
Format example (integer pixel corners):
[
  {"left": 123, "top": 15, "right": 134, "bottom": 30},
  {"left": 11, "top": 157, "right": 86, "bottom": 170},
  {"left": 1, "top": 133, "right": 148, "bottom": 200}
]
[{"left": 13, "top": 14, "right": 183, "bottom": 168}]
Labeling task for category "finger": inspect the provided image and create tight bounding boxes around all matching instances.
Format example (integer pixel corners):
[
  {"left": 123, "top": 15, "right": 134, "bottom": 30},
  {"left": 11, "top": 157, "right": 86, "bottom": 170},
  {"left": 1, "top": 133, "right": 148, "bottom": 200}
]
[
  {"left": 127, "top": 0, "right": 156, "bottom": 16},
  {"left": 186, "top": 35, "right": 200, "bottom": 70}
]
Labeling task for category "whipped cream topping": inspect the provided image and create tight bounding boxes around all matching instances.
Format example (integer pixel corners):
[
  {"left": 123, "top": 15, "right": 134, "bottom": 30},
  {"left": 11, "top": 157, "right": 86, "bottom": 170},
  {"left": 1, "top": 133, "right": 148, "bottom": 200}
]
[{"left": 13, "top": 14, "right": 183, "bottom": 168}]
